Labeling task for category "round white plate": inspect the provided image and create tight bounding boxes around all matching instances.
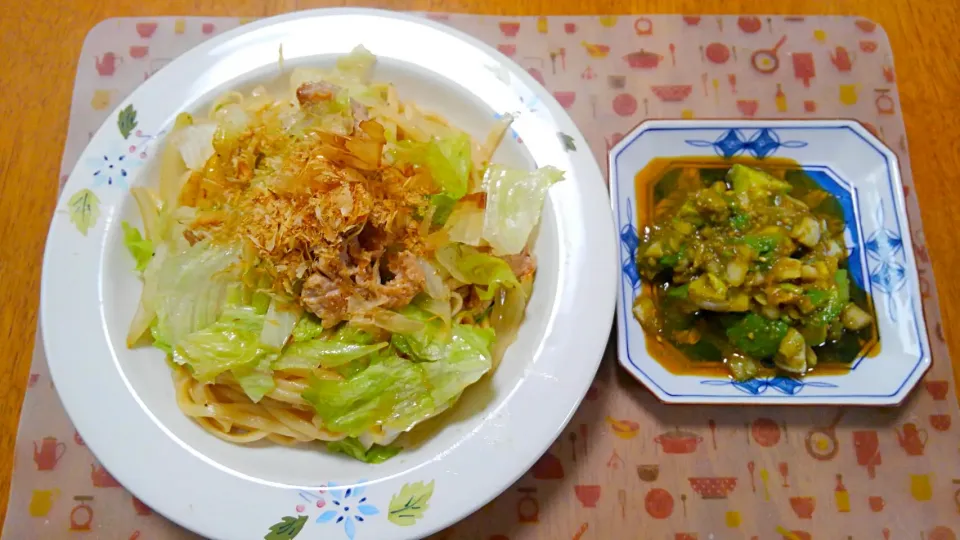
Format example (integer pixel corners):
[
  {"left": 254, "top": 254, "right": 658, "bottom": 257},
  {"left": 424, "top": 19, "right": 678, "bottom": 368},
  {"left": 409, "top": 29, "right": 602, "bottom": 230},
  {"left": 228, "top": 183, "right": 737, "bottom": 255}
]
[{"left": 41, "top": 8, "right": 616, "bottom": 540}]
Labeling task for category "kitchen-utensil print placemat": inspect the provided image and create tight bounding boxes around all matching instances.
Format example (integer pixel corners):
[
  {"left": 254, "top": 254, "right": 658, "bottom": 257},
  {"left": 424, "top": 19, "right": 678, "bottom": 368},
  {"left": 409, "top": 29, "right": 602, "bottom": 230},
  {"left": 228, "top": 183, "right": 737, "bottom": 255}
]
[{"left": 5, "top": 14, "right": 958, "bottom": 540}]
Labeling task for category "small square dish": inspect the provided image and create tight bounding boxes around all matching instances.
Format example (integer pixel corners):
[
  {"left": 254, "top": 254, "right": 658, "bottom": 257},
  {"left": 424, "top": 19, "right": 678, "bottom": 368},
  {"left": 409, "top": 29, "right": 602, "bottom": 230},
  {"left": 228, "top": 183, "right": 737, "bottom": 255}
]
[{"left": 610, "top": 119, "right": 930, "bottom": 405}]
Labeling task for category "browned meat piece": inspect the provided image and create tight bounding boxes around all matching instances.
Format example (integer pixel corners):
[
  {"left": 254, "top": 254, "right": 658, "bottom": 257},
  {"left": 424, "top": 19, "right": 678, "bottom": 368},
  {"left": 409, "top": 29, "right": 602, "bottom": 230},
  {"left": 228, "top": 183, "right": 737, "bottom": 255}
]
[
  {"left": 378, "top": 251, "right": 426, "bottom": 309},
  {"left": 296, "top": 81, "right": 339, "bottom": 105},
  {"left": 501, "top": 251, "right": 537, "bottom": 280},
  {"left": 351, "top": 99, "right": 370, "bottom": 121},
  {"left": 301, "top": 273, "right": 350, "bottom": 327}
]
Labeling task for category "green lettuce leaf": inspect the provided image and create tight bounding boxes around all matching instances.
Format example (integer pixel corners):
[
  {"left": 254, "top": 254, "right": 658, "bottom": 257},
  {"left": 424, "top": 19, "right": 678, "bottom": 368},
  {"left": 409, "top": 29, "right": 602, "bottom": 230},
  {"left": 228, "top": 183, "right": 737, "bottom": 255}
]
[
  {"left": 435, "top": 243, "right": 521, "bottom": 300},
  {"left": 335, "top": 45, "right": 377, "bottom": 83},
  {"left": 277, "top": 324, "right": 384, "bottom": 371},
  {"left": 393, "top": 133, "right": 472, "bottom": 224},
  {"left": 326, "top": 437, "right": 401, "bottom": 463},
  {"left": 260, "top": 298, "right": 301, "bottom": 351},
  {"left": 152, "top": 241, "right": 242, "bottom": 349},
  {"left": 303, "top": 312, "right": 494, "bottom": 436},
  {"left": 174, "top": 305, "right": 266, "bottom": 381},
  {"left": 390, "top": 305, "right": 448, "bottom": 362},
  {"left": 443, "top": 197, "right": 485, "bottom": 246},
  {"left": 232, "top": 354, "right": 276, "bottom": 403},
  {"left": 429, "top": 193, "right": 458, "bottom": 226},
  {"left": 121, "top": 221, "right": 154, "bottom": 272},
  {"left": 302, "top": 353, "right": 436, "bottom": 436},
  {"left": 277, "top": 340, "right": 387, "bottom": 370},
  {"left": 150, "top": 323, "right": 173, "bottom": 354},
  {"left": 419, "top": 325, "right": 493, "bottom": 405},
  {"left": 291, "top": 315, "right": 325, "bottom": 342},
  {"left": 481, "top": 165, "right": 564, "bottom": 255}
]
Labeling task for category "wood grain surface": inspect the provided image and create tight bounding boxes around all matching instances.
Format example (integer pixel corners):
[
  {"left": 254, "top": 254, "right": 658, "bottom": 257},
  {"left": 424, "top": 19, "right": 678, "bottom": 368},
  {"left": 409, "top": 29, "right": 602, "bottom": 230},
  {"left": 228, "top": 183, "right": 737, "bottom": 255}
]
[{"left": 0, "top": 0, "right": 957, "bottom": 528}]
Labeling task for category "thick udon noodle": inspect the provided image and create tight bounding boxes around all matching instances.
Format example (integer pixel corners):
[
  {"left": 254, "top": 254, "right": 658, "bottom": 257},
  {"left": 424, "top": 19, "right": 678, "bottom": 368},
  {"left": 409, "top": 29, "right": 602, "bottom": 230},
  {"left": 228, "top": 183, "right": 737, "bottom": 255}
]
[
  {"left": 143, "top": 66, "right": 522, "bottom": 447},
  {"left": 174, "top": 277, "right": 480, "bottom": 444}
]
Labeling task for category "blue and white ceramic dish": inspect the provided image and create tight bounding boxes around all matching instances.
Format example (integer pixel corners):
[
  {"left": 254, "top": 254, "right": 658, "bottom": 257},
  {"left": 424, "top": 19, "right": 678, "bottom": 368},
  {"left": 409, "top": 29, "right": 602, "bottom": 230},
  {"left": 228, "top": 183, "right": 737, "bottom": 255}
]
[{"left": 609, "top": 119, "right": 930, "bottom": 405}]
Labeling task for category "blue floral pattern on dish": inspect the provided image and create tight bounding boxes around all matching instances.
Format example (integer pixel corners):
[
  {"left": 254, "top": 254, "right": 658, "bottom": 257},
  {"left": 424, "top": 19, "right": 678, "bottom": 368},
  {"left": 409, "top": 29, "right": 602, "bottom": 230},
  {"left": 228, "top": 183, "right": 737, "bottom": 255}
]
[
  {"left": 85, "top": 126, "right": 162, "bottom": 189},
  {"left": 90, "top": 153, "right": 131, "bottom": 188},
  {"left": 700, "top": 376, "right": 838, "bottom": 395},
  {"left": 619, "top": 201, "right": 641, "bottom": 292},
  {"left": 314, "top": 481, "right": 380, "bottom": 540},
  {"left": 864, "top": 201, "right": 907, "bottom": 322},
  {"left": 685, "top": 128, "right": 807, "bottom": 159}
]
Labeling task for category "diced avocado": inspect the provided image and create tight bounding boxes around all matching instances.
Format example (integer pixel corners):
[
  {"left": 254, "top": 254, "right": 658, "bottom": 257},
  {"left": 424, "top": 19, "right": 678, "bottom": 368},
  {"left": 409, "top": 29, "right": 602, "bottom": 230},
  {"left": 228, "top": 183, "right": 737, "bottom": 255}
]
[
  {"left": 806, "top": 289, "right": 844, "bottom": 328},
  {"left": 729, "top": 213, "right": 750, "bottom": 230},
  {"left": 834, "top": 269, "right": 850, "bottom": 303},
  {"left": 727, "top": 354, "right": 760, "bottom": 381},
  {"left": 800, "top": 323, "right": 828, "bottom": 347},
  {"left": 740, "top": 234, "right": 782, "bottom": 254},
  {"left": 804, "top": 289, "right": 831, "bottom": 307},
  {"left": 728, "top": 164, "right": 792, "bottom": 195},
  {"left": 689, "top": 273, "right": 728, "bottom": 303},
  {"left": 771, "top": 258, "right": 803, "bottom": 281},
  {"left": 666, "top": 284, "right": 689, "bottom": 299},
  {"left": 726, "top": 313, "right": 789, "bottom": 359},
  {"left": 659, "top": 252, "right": 681, "bottom": 266}
]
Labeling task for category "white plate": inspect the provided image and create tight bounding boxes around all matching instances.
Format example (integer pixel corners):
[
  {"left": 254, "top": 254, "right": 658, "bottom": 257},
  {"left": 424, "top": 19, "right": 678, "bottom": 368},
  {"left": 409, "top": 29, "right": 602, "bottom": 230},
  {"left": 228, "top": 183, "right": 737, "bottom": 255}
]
[
  {"left": 610, "top": 119, "right": 930, "bottom": 405},
  {"left": 41, "top": 9, "right": 616, "bottom": 540}
]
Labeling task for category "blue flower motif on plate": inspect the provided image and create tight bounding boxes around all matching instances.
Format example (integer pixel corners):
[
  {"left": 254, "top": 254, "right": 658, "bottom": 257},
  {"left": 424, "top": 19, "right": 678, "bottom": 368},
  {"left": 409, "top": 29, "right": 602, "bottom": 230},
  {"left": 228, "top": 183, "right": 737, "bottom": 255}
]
[
  {"left": 314, "top": 481, "right": 379, "bottom": 540},
  {"left": 701, "top": 376, "right": 837, "bottom": 395},
  {"left": 619, "top": 200, "right": 641, "bottom": 292},
  {"left": 685, "top": 128, "right": 807, "bottom": 159},
  {"left": 864, "top": 201, "right": 907, "bottom": 322},
  {"left": 86, "top": 129, "right": 162, "bottom": 189}
]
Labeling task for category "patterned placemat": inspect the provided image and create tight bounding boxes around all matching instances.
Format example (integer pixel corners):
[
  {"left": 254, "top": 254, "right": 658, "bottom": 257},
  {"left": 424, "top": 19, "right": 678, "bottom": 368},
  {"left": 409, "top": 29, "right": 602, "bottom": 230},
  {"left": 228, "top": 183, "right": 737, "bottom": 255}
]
[{"left": 5, "top": 14, "right": 958, "bottom": 540}]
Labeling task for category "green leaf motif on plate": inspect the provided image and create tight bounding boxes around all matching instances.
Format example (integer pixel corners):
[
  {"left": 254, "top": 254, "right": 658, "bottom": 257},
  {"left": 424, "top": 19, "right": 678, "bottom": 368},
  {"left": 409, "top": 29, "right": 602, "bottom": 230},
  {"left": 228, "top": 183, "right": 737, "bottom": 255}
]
[
  {"left": 264, "top": 515, "right": 307, "bottom": 540},
  {"left": 558, "top": 132, "right": 576, "bottom": 152},
  {"left": 118, "top": 104, "right": 138, "bottom": 139},
  {"left": 388, "top": 480, "right": 435, "bottom": 526},
  {"left": 67, "top": 189, "right": 100, "bottom": 236}
]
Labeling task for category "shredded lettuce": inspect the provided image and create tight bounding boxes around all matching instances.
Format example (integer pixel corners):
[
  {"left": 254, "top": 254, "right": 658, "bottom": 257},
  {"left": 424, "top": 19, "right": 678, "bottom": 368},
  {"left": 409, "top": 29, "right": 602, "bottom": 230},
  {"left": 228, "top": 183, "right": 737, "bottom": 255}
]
[
  {"left": 174, "top": 305, "right": 266, "bottom": 380},
  {"left": 335, "top": 45, "right": 377, "bottom": 83},
  {"left": 178, "top": 123, "right": 217, "bottom": 171},
  {"left": 121, "top": 221, "right": 154, "bottom": 272},
  {"left": 303, "top": 321, "right": 494, "bottom": 437},
  {"left": 260, "top": 298, "right": 301, "bottom": 351},
  {"left": 277, "top": 340, "right": 386, "bottom": 370},
  {"left": 420, "top": 325, "right": 493, "bottom": 405},
  {"left": 152, "top": 241, "right": 241, "bottom": 350},
  {"left": 149, "top": 323, "right": 172, "bottom": 354},
  {"left": 393, "top": 133, "right": 472, "bottom": 224},
  {"left": 232, "top": 354, "right": 276, "bottom": 403},
  {"left": 276, "top": 324, "right": 382, "bottom": 371},
  {"left": 291, "top": 315, "right": 325, "bottom": 342},
  {"left": 303, "top": 353, "right": 433, "bottom": 436},
  {"left": 435, "top": 243, "right": 521, "bottom": 300},
  {"left": 390, "top": 305, "right": 493, "bottom": 377},
  {"left": 390, "top": 306, "right": 449, "bottom": 361},
  {"left": 444, "top": 198, "right": 485, "bottom": 246},
  {"left": 482, "top": 165, "right": 564, "bottom": 255},
  {"left": 326, "top": 437, "right": 401, "bottom": 463}
]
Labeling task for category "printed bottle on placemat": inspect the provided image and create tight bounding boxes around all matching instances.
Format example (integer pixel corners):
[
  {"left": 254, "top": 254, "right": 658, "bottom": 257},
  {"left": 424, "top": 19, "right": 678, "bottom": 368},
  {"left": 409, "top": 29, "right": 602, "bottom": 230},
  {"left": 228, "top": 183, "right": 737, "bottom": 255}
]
[{"left": 835, "top": 474, "right": 850, "bottom": 512}]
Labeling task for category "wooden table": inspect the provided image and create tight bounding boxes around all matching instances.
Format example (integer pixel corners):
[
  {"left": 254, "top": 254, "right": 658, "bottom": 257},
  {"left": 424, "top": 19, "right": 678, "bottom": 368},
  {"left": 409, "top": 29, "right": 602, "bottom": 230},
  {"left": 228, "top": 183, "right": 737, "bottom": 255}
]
[{"left": 1, "top": 0, "right": 957, "bottom": 528}]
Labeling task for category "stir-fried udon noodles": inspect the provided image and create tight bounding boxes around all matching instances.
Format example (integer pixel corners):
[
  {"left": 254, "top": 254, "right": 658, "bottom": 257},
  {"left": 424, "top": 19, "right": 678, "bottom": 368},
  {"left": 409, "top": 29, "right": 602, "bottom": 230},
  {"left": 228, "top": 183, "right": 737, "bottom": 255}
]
[{"left": 122, "top": 47, "right": 564, "bottom": 462}]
